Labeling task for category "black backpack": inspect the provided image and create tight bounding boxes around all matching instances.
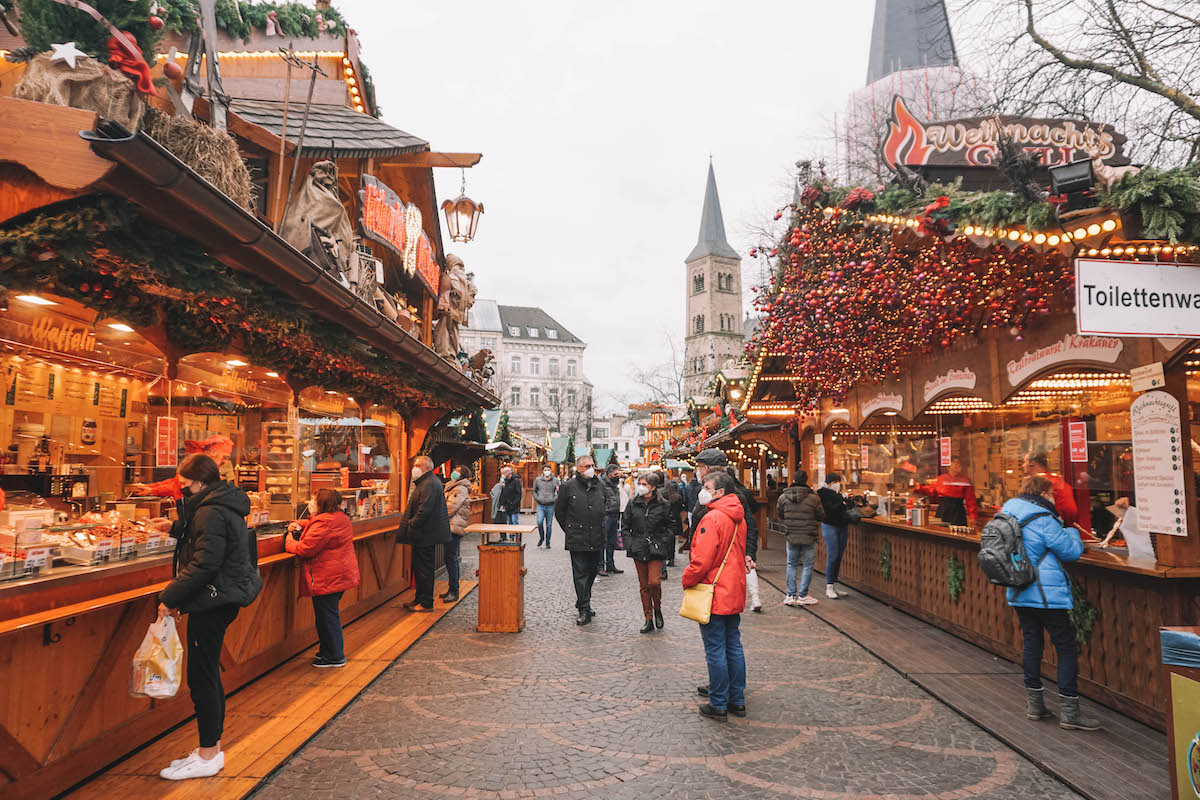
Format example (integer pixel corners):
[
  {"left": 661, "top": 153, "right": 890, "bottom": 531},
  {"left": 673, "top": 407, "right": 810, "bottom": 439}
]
[{"left": 977, "top": 510, "right": 1051, "bottom": 588}]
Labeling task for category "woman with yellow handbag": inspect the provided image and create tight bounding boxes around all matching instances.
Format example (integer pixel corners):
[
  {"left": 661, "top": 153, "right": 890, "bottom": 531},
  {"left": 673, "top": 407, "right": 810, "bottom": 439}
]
[{"left": 680, "top": 470, "right": 747, "bottom": 720}]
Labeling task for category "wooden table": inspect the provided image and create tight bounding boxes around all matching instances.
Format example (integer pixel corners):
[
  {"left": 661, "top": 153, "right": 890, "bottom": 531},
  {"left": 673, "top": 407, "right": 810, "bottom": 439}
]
[{"left": 465, "top": 524, "right": 536, "bottom": 632}]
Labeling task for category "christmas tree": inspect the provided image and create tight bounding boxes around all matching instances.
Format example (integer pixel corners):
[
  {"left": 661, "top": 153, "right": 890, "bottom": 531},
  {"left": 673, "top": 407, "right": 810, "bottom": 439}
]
[
  {"left": 606, "top": 449, "right": 619, "bottom": 469},
  {"left": 494, "top": 410, "right": 512, "bottom": 445},
  {"left": 564, "top": 435, "right": 575, "bottom": 465},
  {"left": 18, "top": 0, "right": 164, "bottom": 59}
]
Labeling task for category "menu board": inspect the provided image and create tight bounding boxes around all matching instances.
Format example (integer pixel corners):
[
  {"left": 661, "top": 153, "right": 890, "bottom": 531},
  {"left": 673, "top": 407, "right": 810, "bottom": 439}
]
[
  {"left": 1068, "top": 421, "right": 1088, "bottom": 463},
  {"left": 156, "top": 417, "right": 179, "bottom": 467},
  {"left": 1130, "top": 391, "right": 1187, "bottom": 536},
  {"left": 939, "top": 437, "right": 951, "bottom": 467}
]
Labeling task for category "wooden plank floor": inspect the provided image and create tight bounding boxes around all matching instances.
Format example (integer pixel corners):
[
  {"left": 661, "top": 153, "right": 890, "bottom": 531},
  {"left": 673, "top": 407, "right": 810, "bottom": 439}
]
[
  {"left": 754, "top": 562, "right": 1169, "bottom": 800},
  {"left": 65, "top": 580, "right": 475, "bottom": 800}
]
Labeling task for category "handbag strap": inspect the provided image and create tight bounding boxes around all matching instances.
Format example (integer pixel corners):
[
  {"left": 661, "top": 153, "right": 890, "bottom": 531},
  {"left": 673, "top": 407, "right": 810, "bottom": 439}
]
[{"left": 710, "top": 522, "right": 738, "bottom": 585}]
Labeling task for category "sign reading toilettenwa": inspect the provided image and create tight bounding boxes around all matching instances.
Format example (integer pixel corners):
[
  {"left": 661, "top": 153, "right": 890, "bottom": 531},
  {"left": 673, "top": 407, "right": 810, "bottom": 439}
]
[{"left": 1076, "top": 259, "right": 1200, "bottom": 337}]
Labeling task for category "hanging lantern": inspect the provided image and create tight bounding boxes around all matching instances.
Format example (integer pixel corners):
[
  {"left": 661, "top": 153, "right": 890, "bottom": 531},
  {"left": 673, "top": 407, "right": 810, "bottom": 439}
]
[
  {"left": 441, "top": 167, "right": 484, "bottom": 243},
  {"left": 441, "top": 193, "right": 484, "bottom": 242}
]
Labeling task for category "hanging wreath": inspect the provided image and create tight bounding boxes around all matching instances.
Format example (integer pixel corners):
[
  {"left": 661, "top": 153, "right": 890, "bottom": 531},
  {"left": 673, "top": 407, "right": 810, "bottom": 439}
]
[
  {"left": 879, "top": 537, "right": 892, "bottom": 581},
  {"left": 1069, "top": 578, "right": 1098, "bottom": 645},
  {"left": 946, "top": 556, "right": 964, "bottom": 603}
]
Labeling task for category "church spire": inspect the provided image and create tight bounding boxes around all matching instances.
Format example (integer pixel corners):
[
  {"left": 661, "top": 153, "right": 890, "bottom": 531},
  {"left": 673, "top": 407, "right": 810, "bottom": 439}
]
[
  {"left": 865, "top": 0, "right": 958, "bottom": 84},
  {"left": 686, "top": 161, "right": 740, "bottom": 263}
]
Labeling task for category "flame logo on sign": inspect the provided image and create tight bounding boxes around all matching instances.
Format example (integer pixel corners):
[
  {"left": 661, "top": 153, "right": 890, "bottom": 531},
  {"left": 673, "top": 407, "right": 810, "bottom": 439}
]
[{"left": 882, "top": 96, "right": 932, "bottom": 170}]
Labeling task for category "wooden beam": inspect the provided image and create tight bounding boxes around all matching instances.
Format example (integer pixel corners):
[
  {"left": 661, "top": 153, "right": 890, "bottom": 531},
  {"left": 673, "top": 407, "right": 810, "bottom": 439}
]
[
  {"left": 0, "top": 98, "right": 114, "bottom": 192},
  {"left": 192, "top": 96, "right": 297, "bottom": 156},
  {"left": 381, "top": 151, "right": 483, "bottom": 168}
]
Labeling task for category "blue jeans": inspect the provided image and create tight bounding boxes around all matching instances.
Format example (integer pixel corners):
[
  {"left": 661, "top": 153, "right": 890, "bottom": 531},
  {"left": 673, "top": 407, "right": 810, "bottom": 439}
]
[
  {"left": 821, "top": 523, "right": 849, "bottom": 586},
  {"left": 786, "top": 541, "right": 816, "bottom": 597},
  {"left": 699, "top": 613, "right": 746, "bottom": 711},
  {"left": 536, "top": 503, "right": 555, "bottom": 545},
  {"left": 603, "top": 514, "right": 619, "bottom": 571},
  {"left": 444, "top": 534, "right": 461, "bottom": 594}
]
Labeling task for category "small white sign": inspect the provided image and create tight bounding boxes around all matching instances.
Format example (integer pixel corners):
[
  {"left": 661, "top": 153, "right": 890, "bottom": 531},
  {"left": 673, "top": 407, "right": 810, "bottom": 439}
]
[
  {"left": 1006, "top": 334, "right": 1123, "bottom": 386},
  {"left": 1130, "top": 362, "right": 1166, "bottom": 393},
  {"left": 146, "top": 531, "right": 163, "bottom": 550},
  {"left": 94, "top": 539, "right": 114, "bottom": 559},
  {"left": 1077, "top": 258, "right": 1200, "bottom": 337},
  {"left": 25, "top": 547, "right": 49, "bottom": 569},
  {"left": 1130, "top": 391, "right": 1187, "bottom": 536},
  {"left": 814, "top": 434, "right": 823, "bottom": 445}
]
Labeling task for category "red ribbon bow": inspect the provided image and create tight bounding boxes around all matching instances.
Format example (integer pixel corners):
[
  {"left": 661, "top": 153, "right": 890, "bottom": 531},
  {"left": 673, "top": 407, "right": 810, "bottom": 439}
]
[{"left": 107, "top": 32, "right": 158, "bottom": 96}]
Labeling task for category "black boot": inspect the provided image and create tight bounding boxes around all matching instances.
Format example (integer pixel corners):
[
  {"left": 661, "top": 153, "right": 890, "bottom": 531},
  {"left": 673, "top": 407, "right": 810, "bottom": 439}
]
[
  {"left": 442, "top": 592, "right": 459, "bottom": 603},
  {"left": 640, "top": 619, "right": 654, "bottom": 633},
  {"left": 575, "top": 612, "right": 591, "bottom": 626},
  {"left": 698, "top": 703, "right": 727, "bottom": 720},
  {"left": 654, "top": 608, "right": 664, "bottom": 628}
]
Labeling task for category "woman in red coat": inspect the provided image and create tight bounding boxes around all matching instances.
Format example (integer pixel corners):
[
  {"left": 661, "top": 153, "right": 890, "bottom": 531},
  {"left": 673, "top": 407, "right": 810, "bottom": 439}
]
[
  {"left": 682, "top": 471, "right": 747, "bottom": 721},
  {"left": 286, "top": 489, "right": 359, "bottom": 667}
]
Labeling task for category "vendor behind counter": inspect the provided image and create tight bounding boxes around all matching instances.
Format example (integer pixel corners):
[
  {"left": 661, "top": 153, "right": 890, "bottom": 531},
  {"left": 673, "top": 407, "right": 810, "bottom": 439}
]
[{"left": 914, "top": 457, "right": 978, "bottom": 526}]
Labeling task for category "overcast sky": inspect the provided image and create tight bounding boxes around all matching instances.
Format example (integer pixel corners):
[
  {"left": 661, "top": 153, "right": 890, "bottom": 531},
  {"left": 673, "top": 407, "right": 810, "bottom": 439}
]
[{"left": 340, "top": 1, "right": 876, "bottom": 412}]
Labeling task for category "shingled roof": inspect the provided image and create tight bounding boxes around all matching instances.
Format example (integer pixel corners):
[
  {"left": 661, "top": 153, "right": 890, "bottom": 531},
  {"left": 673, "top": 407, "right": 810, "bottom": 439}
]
[
  {"left": 230, "top": 100, "right": 428, "bottom": 159},
  {"left": 497, "top": 305, "right": 583, "bottom": 344},
  {"left": 686, "top": 161, "right": 740, "bottom": 263}
]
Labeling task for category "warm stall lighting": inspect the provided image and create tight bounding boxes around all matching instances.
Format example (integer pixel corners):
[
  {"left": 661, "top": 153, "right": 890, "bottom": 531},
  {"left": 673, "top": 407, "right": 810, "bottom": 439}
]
[
  {"left": 225, "top": 359, "right": 247, "bottom": 367},
  {"left": 1101, "top": 219, "right": 1117, "bottom": 231},
  {"left": 107, "top": 323, "right": 134, "bottom": 332},
  {"left": 266, "top": 371, "right": 279, "bottom": 378},
  {"left": 17, "top": 295, "right": 57, "bottom": 306},
  {"left": 441, "top": 188, "right": 485, "bottom": 243}
]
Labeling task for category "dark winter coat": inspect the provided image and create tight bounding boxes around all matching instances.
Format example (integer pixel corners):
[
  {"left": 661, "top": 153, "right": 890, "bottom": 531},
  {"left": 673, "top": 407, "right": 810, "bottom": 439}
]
[
  {"left": 621, "top": 490, "right": 675, "bottom": 561},
  {"left": 818, "top": 487, "right": 852, "bottom": 527},
  {"left": 691, "top": 476, "right": 760, "bottom": 559},
  {"left": 285, "top": 511, "right": 359, "bottom": 597},
  {"left": 497, "top": 475, "right": 523, "bottom": 514},
  {"left": 402, "top": 471, "right": 452, "bottom": 547},
  {"left": 554, "top": 473, "right": 608, "bottom": 551},
  {"left": 161, "top": 481, "right": 262, "bottom": 613},
  {"left": 602, "top": 477, "right": 621, "bottom": 516},
  {"left": 777, "top": 484, "right": 821, "bottom": 546}
]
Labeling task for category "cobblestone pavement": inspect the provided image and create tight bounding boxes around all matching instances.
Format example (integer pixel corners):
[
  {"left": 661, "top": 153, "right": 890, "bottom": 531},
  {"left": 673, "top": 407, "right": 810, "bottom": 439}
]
[{"left": 254, "top": 524, "right": 1080, "bottom": 800}]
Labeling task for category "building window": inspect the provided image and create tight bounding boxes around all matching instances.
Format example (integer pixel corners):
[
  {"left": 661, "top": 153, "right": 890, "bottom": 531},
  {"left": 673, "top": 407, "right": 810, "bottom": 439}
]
[
  {"left": 511, "top": 387, "right": 521, "bottom": 406},
  {"left": 547, "top": 329, "right": 559, "bottom": 339},
  {"left": 694, "top": 315, "right": 705, "bottom": 333},
  {"left": 567, "top": 389, "right": 576, "bottom": 408},
  {"left": 567, "top": 359, "right": 577, "bottom": 377},
  {"left": 693, "top": 273, "right": 705, "bottom": 293},
  {"left": 594, "top": 426, "right": 609, "bottom": 439},
  {"left": 548, "top": 388, "right": 559, "bottom": 407},
  {"left": 481, "top": 336, "right": 497, "bottom": 348},
  {"left": 530, "top": 357, "right": 541, "bottom": 376},
  {"left": 527, "top": 327, "right": 540, "bottom": 338},
  {"left": 510, "top": 356, "right": 521, "bottom": 374},
  {"left": 624, "top": 441, "right": 630, "bottom": 452},
  {"left": 530, "top": 387, "right": 540, "bottom": 406},
  {"left": 508, "top": 326, "right": 521, "bottom": 336},
  {"left": 549, "top": 358, "right": 559, "bottom": 376}
]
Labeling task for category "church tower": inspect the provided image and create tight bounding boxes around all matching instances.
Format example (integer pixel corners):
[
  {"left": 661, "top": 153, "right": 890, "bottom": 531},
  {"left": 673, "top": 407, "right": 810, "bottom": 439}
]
[{"left": 683, "top": 162, "right": 743, "bottom": 399}]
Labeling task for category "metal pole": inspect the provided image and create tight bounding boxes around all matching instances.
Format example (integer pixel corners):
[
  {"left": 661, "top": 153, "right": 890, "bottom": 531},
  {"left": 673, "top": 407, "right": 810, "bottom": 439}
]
[{"left": 274, "top": 48, "right": 293, "bottom": 232}]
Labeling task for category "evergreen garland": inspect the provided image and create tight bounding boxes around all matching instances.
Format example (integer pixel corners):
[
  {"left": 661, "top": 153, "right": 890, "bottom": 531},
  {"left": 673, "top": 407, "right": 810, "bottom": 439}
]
[
  {"left": 1097, "top": 163, "right": 1200, "bottom": 243},
  {"left": 945, "top": 556, "right": 964, "bottom": 602},
  {"left": 18, "top": 0, "right": 164, "bottom": 59},
  {"left": 1068, "top": 577, "right": 1098, "bottom": 645},
  {"left": 879, "top": 537, "right": 892, "bottom": 581},
  {"left": 493, "top": 410, "right": 512, "bottom": 445},
  {"left": 160, "top": 0, "right": 348, "bottom": 41},
  {"left": 0, "top": 197, "right": 474, "bottom": 415}
]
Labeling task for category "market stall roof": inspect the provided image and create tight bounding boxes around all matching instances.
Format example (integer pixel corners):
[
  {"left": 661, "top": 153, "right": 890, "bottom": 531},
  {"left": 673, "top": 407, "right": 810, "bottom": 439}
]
[
  {"left": 0, "top": 98, "right": 497, "bottom": 410},
  {"left": 230, "top": 100, "right": 427, "bottom": 159},
  {"left": 697, "top": 421, "right": 781, "bottom": 450},
  {"left": 592, "top": 447, "right": 614, "bottom": 466},
  {"left": 665, "top": 459, "right": 691, "bottom": 469},
  {"left": 547, "top": 435, "right": 571, "bottom": 463},
  {"left": 481, "top": 409, "right": 503, "bottom": 442}
]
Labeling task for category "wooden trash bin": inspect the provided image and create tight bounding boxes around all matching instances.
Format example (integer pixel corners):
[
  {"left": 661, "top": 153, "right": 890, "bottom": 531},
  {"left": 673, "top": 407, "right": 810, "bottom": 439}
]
[{"left": 468, "top": 523, "right": 536, "bottom": 633}]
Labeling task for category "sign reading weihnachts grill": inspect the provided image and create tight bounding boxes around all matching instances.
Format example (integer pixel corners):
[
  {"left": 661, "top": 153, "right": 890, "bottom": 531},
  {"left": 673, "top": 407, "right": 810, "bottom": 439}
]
[
  {"left": 880, "top": 96, "right": 1129, "bottom": 173},
  {"left": 358, "top": 176, "right": 440, "bottom": 294}
]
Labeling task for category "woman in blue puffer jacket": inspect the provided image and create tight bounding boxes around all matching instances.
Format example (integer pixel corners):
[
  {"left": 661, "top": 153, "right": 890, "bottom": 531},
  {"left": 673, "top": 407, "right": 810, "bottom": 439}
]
[{"left": 1001, "top": 475, "right": 1100, "bottom": 732}]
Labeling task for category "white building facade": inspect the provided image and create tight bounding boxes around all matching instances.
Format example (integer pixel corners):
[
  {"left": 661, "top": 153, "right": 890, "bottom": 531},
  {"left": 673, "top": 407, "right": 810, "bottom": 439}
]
[
  {"left": 590, "top": 413, "right": 639, "bottom": 466},
  {"left": 460, "top": 301, "right": 593, "bottom": 443}
]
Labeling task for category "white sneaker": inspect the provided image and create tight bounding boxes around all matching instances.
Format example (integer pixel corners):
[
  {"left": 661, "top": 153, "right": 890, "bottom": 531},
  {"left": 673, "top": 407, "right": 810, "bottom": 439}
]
[
  {"left": 782, "top": 595, "right": 797, "bottom": 606},
  {"left": 825, "top": 585, "right": 839, "bottom": 599},
  {"left": 168, "top": 749, "right": 199, "bottom": 768},
  {"left": 834, "top": 584, "right": 850, "bottom": 597},
  {"left": 796, "top": 595, "right": 819, "bottom": 606},
  {"left": 160, "top": 751, "right": 224, "bottom": 780}
]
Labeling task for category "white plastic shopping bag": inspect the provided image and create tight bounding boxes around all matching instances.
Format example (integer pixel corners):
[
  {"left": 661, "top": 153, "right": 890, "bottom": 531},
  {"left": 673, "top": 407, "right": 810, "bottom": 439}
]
[{"left": 130, "top": 615, "right": 183, "bottom": 699}]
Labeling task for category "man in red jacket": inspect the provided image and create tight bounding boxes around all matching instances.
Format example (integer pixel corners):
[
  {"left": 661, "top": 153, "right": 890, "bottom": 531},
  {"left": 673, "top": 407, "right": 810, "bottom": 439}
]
[
  {"left": 682, "top": 470, "right": 747, "bottom": 720},
  {"left": 1023, "top": 451, "right": 1078, "bottom": 528}
]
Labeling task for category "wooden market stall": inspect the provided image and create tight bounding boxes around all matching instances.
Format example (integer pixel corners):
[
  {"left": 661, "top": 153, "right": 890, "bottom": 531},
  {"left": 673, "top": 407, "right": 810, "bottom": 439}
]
[{"left": 0, "top": 14, "right": 496, "bottom": 798}]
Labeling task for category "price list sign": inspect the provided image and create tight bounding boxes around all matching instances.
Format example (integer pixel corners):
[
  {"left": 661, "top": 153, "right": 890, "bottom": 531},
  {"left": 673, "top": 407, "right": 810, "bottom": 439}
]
[
  {"left": 1130, "top": 391, "right": 1188, "bottom": 536},
  {"left": 156, "top": 417, "right": 179, "bottom": 467}
]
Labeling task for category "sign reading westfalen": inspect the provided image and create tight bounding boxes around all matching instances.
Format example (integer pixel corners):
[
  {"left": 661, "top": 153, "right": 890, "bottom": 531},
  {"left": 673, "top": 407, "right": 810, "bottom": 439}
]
[{"left": 1076, "top": 259, "right": 1200, "bottom": 337}]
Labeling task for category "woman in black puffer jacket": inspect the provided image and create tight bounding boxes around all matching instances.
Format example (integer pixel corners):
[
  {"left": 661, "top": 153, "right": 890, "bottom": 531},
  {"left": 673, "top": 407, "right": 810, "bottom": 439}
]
[
  {"left": 156, "top": 454, "right": 263, "bottom": 781},
  {"left": 621, "top": 471, "right": 675, "bottom": 634}
]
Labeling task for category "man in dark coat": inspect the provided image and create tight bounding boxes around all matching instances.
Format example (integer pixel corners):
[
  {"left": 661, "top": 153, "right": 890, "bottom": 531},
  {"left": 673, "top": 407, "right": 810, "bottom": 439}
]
[
  {"left": 599, "top": 466, "right": 624, "bottom": 576},
  {"left": 554, "top": 453, "right": 607, "bottom": 625},
  {"left": 496, "top": 463, "right": 523, "bottom": 524},
  {"left": 400, "top": 455, "right": 451, "bottom": 611}
]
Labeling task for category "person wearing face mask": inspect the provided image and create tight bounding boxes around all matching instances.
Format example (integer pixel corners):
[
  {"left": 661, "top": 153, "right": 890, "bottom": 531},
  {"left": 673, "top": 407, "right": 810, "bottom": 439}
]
[
  {"left": 496, "top": 464, "right": 523, "bottom": 525},
  {"left": 286, "top": 489, "right": 358, "bottom": 668},
  {"left": 442, "top": 464, "right": 474, "bottom": 603},
  {"left": 817, "top": 473, "right": 853, "bottom": 599},
  {"left": 688, "top": 449, "right": 761, "bottom": 613},
  {"left": 622, "top": 471, "right": 674, "bottom": 632},
  {"left": 155, "top": 454, "right": 262, "bottom": 780},
  {"left": 554, "top": 454, "right": 608, "bottom": 625},
  {"left": 532, "top": 465, "right": 561, "bottom": 548},
  {"left": 598, "top": 467, "right": 625, "bottom": 576},
  {"left": 399, "top": 455, "right": 451, "bottom": 612}
]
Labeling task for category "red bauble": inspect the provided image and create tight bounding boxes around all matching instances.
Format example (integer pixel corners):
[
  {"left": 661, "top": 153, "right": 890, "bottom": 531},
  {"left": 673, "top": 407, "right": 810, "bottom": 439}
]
[
  {"left": 148, "top": 15, "right": 164, "bottom": 30},
  {"left": 163, "top": 60, "right": 183, "bottom": 80}
]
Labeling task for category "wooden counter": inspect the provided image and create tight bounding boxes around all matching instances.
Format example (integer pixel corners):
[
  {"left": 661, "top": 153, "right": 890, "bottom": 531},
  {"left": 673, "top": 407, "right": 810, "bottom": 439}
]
[
  {"left": 0, "top": 513, "right": 411, "bottom": 800},
  {"left": 815, "top": 516, "right": 1200, "bottom": 730}
]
